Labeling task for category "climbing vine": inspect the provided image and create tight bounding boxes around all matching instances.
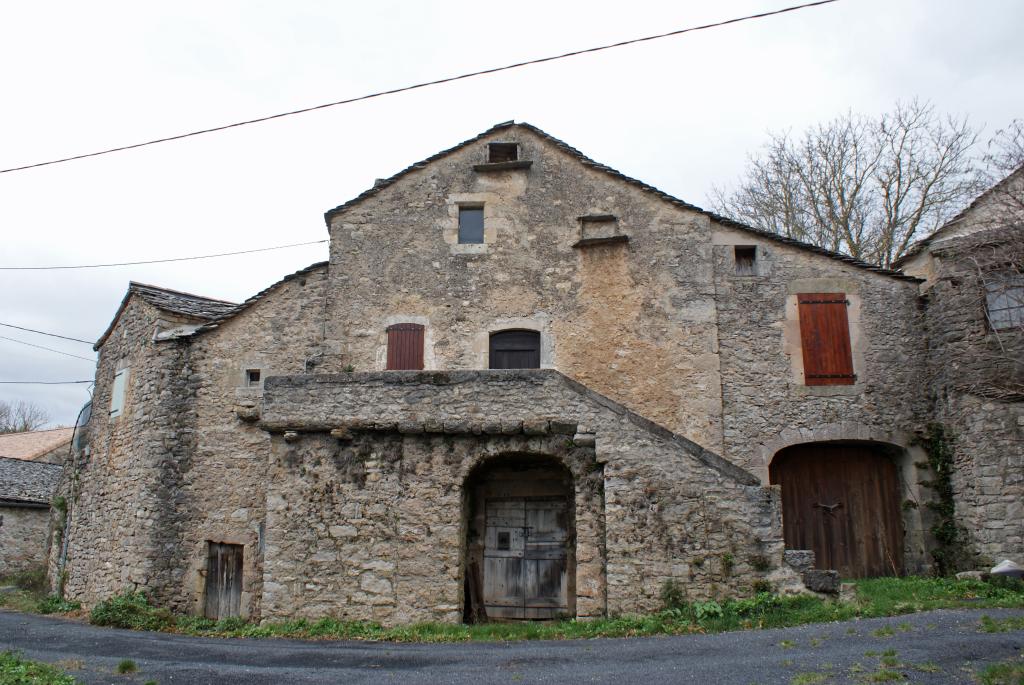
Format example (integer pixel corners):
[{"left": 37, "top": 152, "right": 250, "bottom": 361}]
[{"left": 918, "top": 423, "right": 975, "bottom": 575}]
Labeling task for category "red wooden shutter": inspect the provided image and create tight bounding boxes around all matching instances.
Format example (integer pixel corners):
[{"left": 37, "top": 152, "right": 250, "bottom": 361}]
[
  {"left": 797, "top": 293, "right": 855, "bottom": 386},
  {"left": 386, "top": 323, "right": 424, "bottom": 370}
]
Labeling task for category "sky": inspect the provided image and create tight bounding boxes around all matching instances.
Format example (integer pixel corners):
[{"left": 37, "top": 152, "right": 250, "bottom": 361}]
[{"left": 1, "top": 0, "right": 1022, "bottom": 426}]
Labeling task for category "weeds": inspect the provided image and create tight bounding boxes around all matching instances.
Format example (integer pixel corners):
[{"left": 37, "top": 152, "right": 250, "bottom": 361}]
[
  {"left": 116, "top": 659, "right": 137, "bottom": 674},
  {"left": 90, "top": 592, "right": 173, "bottom": 631},
  {"left": 0, "top": 651, "right": 75, "bottom": 685},
  {"left": 980, "top": 614, "right": 1024, "bottom": 633}
]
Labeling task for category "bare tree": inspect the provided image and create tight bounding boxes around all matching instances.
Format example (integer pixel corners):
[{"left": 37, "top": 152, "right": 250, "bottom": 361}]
[
  {"left": 0, "top": 400, "right": 51, "bottom": 433},
  {"left": 710, "top": 100, "right": 980, "bottom": 269}
]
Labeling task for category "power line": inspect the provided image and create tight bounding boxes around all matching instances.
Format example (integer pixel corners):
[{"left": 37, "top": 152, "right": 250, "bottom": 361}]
[
  {"left": 0, "top": 0, "right": 840, "bottom": 175},
  {"left": 0, "top": 380, "right": 93, "bottom": 385},
  {"left": 0, "top": 336, "right": 97, "bottom": 362},
  {"left": 0, "top": 238, "right": 327, "bottom": 270},
  {"left": 0, "top": 322, "right": 93, "bottom": 345}
]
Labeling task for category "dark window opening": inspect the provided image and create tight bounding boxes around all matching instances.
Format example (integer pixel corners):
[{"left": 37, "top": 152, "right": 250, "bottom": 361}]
[
  {"left": 387, "top": 323, "right": 425, "bottom": 370},
  {"left": 735, "top": 246, "right": 757, "bottom": 276},
  {"left": 488, "top": 142, "right": 519, "bottom": 163},
  {"left": 497, "top": 531, "right": 511, "bottom": 551},
  {"left": 797, "top": 293, "right": 855, "bottom": 386},
  {"left": 246, "top": 369, "right": 261, "bottom": 387},
  {"left": 458, "top": 206, "right": 484, "bottom": 244},
  {"left": 489, "top": 329, "right": 541, "bottom": 369}
]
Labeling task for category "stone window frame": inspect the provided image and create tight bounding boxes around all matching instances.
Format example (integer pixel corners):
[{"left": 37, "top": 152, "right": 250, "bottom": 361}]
[
  {"left": 442, "top": 193, "right": 504, "bottom": 255},
  {"left": 472, "top": 315, "right": 554, "bottom": 370},
  {"left": 782, "top": 278, "right": 865, "bottom": 397},
  {"left": 983, "top": 271, "right": 1024, "bottom": 331},
  {"left": 376, "top": 315, "right": 435, "bottom": 371}
]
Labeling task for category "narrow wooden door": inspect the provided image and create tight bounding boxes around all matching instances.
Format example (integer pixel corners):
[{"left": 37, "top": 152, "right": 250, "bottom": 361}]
[
  {"left": 204, "top": 542, "right": 243, "bottom": 620},
  {"left": 483, "top": 497, "right": 569, "bottom": 619},
  {"left": 770, "top": 444, "right": 904, "bottom": 578}
]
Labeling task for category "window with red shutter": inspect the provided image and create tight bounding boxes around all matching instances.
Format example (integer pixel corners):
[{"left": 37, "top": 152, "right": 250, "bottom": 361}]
[
  {"left": 386, "top": 323, "right": 425, "bottom": 370},
  {"left": 797, "top": 293, "right": 855, "bottom": 386}
]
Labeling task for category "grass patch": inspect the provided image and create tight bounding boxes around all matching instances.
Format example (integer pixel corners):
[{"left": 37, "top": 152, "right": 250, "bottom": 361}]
[
  {"left": 861, "top": 669, "right": 904, "bottom": 682},
  {"left": 790, "top": 672, "right": 830, "bottom": 684},
  {"left": 0, "top": 569, "right": 80, "bottom": 617},
  {"left": 0, "top": 650, "right": 76, "bottom": 684},
  {"left": 980, "top": 615, "right": 1024, "bottom": 633},
  {"left": 977, "top": 656, "right": 1024, "bottom": 685},
  {"left": 22, "top": 576, "right": 1016, "bottom": 644},
  {"left": 115, "top": 659, "right": 137, "bottom": 674}
]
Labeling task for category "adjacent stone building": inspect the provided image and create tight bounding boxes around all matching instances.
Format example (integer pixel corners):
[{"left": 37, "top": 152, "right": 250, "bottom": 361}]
[
  {"left": 54, "top": 122, "right": 1021, "bottom": 624},
  {"left": 1, "top": 456, "right": 62, "bottom": 576}
]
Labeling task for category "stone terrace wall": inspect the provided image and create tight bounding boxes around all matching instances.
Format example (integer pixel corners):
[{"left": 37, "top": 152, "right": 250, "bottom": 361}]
[
  {"left": 324, "top": 125, "right": 725, "bottom": 453},
  {"left": 711, "top": 225, "right": 929, "bottom": 482},
  {"left": 0, "top": 506, "right": 50, "bottom": 576},
  {"left": 260, "top": 370, "right": 790, "bottom": 623}
]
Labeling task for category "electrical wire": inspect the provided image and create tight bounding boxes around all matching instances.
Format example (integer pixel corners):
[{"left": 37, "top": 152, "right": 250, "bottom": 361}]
[
  {"left": 0, "top": 380, "right": 93, "bottom": 385},
  {"left": 0, "top": 0, "right": 840, "bottom": 175},
  {"left": 0, "top": 322, "right": 93, "bottom": 345},
  {"left": 0, "top": 238, "right": 327, "bottom": 270},
  {"left": 0, "top": 336, "right": 97, "bottom": 362}
]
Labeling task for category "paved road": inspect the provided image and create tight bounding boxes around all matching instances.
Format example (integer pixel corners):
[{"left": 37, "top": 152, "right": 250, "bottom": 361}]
[{"left": 1, "top": 608, "right": 1022, "bottom": 684}]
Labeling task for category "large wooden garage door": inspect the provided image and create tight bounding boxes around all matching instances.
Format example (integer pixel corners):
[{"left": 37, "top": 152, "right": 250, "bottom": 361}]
[{"left": 770, "top": 444, "right": 904, "bottom": 578}]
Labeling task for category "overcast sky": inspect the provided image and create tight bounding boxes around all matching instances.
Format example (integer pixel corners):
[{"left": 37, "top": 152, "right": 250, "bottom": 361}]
[{"left": 1, "top": 0, "right": 1021, "bottom": 426}]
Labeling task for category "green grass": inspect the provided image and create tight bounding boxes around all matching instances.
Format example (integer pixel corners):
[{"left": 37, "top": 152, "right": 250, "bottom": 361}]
[
  {"left": 0, "top": 651, "right": 76, "bottom": 685},
  {"left": 0, "top": 571, "right": 80, "bottom": 617},
  {"left": 115, "top": 659, "right": 137, "bottom": 674},
  {"left": 976, "top": 656, "right": 1024, "bottom": 685},
  {"left": 980, "top": 615, "right": 1024, "bottom": 633},
  {"left": 15, "top": 576, "right": 1020, "bottom": 644}
]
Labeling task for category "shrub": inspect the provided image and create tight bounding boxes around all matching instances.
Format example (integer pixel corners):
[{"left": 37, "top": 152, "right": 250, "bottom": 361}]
[
  {"left": 89, "top": 591, "right": 174, "bottom": 631},
  {"left": 36, "top": 594, "right": 80, "bottom": 615}
]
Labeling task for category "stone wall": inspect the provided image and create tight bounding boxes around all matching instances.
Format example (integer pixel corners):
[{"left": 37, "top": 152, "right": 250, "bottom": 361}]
[
  {"left": 919, "top": 230, "right": 1024, "bottom": 565},
  {"left": 259, "top": 370, "right": 789, "bottom": 623},
  {"left": 711, "top": 226, "right": 929, "bottom": 482},
  {"left": 0, "top": 505, "right": 50, "bottom": 576},
  {"left": 323, "top": 126, "right": 725, "bottom": 452}
]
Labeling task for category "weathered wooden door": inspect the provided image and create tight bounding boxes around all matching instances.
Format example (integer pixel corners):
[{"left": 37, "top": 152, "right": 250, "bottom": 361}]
[
  {"left": 483, "top": 497, "right": 569, "bottom": 619},
  {"left": 770, "top": 444, "right": 904, "bottom": 578},
  {"left": 489, "top": 330, "right": 541, "bottom": 369},
  {"left": 204, "top": 542, "right": 243, "bottom": 620}
]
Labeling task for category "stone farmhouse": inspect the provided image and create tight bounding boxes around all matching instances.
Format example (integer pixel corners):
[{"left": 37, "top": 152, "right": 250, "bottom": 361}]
[{"left": 53, "top": 122, "right": 1022, "bottom": 624}]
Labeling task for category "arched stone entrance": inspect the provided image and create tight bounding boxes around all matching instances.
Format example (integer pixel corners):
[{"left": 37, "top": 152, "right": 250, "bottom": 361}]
[
  {"left": 463, "top": 454, "right": 575, "bottom": 621},
  {"left": 770, "top": 442, "right": 905, "bottom": 578}
]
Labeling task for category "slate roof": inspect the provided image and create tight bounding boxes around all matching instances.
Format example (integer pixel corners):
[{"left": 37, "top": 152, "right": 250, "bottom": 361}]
[
  {"left": 95, "top": 282, "right": 239, "bottom": 349},
  {"left": 0, "top": 456, "right": 61, "bottom": 505},
  {"left": 324, "top": 121, "right": 920, "bottom": 283},
  {"left": 894, "top": 164, "right": 1024, "bottom": 269},
  {"left": 0, "top": 427, "right": 73, "bottom": 462}
]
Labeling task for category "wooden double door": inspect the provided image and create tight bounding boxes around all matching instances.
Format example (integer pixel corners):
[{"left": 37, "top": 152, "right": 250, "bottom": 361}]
[
  {"left": 482, "top": 497, "right": 570, "bottom": 620},
  {"left": 770, "top": 443, "right": 904, "bottom": 578}
]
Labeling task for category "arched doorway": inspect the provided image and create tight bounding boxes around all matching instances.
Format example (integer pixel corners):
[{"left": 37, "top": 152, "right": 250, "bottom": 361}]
[
  {"left": 770, "top": 442, "right": 904, "bottom": 578},
  {"left": 463, "top": 455, "right": 575, "bottom": 621}
]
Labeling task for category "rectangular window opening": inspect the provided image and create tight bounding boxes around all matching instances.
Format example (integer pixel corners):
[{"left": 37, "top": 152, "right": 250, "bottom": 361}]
[
  {"left": 109, "top": 367, "right": 129, "bottom": 418},
  {"left": 458, "top": 206, "right": 484, "bottom": 244},
  {"left": 985, "top": 274, "right": 1024, "bottom": 330},
  {"left": 735, "top": 246, "right": 757, "bottom": 276},
  {"left": 497, "top": 531, "right": 511, "bottom": 551},
  {"left": 246, "top": 369, "right": 261, "bottom": 387},
  {"left": 488, "top": 142, "right": 519, "bottom": 163}
]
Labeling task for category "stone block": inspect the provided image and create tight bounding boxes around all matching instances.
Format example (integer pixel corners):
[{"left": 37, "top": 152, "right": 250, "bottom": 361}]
[{"left": 802, "top": 569, "right": 840, "bottom": 594}]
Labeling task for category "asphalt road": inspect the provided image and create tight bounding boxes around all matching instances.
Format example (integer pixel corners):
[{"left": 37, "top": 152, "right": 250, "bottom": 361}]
[{"left": 1, "top": 608, "right": 1022, "bottom": 684}]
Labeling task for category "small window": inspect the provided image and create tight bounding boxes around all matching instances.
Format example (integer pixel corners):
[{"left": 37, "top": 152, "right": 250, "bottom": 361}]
[
  {"left": 488, "top": 142, "right": 519, "bottom": 163},
  {"left": 985, "top": 273, "right": 1024, "bottom": 330},
  {"left": 109, "top": 367, "right": 129, "bottom": 418},
  {"left": 489, "top": 330, "right": 541, "bottom": 369},
  {"left": 735, "top": 246, "right": 757, "bottom": 276},
  {"left": 387, "top": 323, "right": 425, "bottom": 370},
  {"left": 797, "top": 293, "right": 855, "bottom": 386},
  {"left": 245, "top": 369, "right": 261, "bottom": 387},
  {"left": 497, "top": 531, "right": 511, "bottom": 551},
  {"left": 458, "top": 206, "right": 484, "bottom": 244}
]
